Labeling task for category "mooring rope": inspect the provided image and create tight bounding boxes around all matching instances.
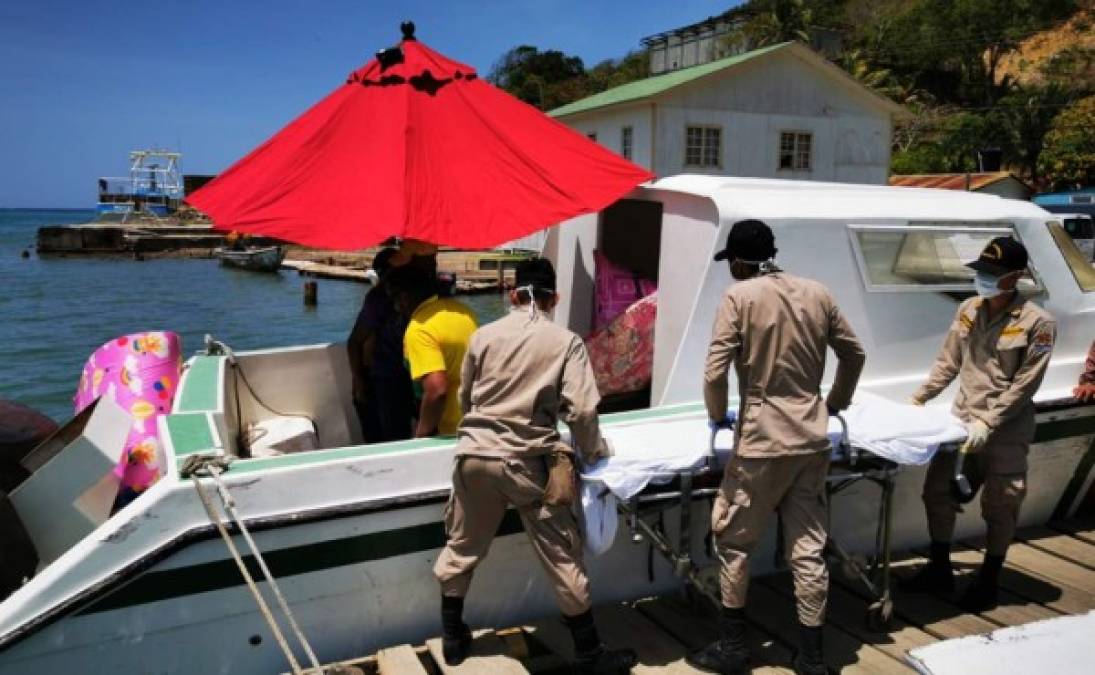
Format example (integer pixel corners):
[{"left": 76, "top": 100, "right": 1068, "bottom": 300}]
[{"left": 181, "top": 454, "right": 323, "bottom": 674}]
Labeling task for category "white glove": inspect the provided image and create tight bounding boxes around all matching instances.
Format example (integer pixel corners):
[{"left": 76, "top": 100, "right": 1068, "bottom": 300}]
[{"left": 962, "top": 419, "right": 991, "bottom": 452}]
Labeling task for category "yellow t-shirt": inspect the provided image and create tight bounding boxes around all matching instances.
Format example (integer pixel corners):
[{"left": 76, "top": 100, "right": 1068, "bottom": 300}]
[{"left": 404, "top": 295, "right": 478, "bottom": 435}]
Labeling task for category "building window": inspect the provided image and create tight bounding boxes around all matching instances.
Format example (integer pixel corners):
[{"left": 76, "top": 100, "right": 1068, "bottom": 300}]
[
  {"left": 685, "top": 126, "right": 721, "bottom": 168},
  {"left": 587, "top": 132, "right": 597, "bottom": 142},
  {"left": 621, "top": 126, "right": 633, "bottom": 160},
  {"left": 779, "top": 131, "right": 812, "bottom": 171}
]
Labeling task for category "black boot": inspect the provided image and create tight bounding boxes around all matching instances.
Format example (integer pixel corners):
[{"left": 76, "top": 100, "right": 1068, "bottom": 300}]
[
  {"left": 959, "top": 553, "right": 1003, "bottom": 612},
  {"left": 792, "top": 624, "right": 825, "bottom": 675},
  {"left": 901, "top": 541, "right": 955, "bottom": 593},
  {"left": 565, "top": 610, "right": 637, "bottom": 674},
  {"left": 685, "top": 606, "right": 749, "bottom": 674},
  {"left": 440, "top": 595, "right": 472, "bottom": 666}
]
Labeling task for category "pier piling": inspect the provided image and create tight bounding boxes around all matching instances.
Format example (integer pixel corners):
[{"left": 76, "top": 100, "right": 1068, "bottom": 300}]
[{"left": 303, "top": 281, "right": 318, "bottom": 306}]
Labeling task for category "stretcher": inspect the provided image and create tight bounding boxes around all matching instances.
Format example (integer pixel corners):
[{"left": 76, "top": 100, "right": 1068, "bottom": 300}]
[{"left": 612, "top": 416, "right": 904, "bottom": 630}]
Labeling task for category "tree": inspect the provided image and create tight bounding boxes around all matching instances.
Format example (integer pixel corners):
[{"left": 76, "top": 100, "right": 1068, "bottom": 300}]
[
  {"left": 1038, "top": 95, "right": 1095, "bottom": 189},
  {"left": 727, "top": 0, "right": 814, "bottom": 49},
  {"left": 995, "top": 84, "right": 1077, "bottom": 180},
  {"left": 488, "top": 46, "right": 586, "bottom": 109},
  {"left": 879, "top": 0, "right": 1077, "bottom": 105}
]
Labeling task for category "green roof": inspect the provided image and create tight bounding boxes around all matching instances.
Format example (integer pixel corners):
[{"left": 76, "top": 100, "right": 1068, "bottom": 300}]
[{"left": 549, "top": 42, "right": 792, "bottom": 118}]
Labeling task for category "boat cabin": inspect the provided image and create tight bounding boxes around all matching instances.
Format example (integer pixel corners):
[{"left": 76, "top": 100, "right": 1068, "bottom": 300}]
[{"left": 547, "top": 176, "right": 1094, "bottom": 411}]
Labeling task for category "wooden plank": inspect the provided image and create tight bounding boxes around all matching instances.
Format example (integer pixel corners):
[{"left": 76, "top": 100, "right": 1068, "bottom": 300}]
[
  {"left": 839, "top": 558, "right": 998, "bottom": 640},
  {"left": 976, "top": 540, "right": 1095, "bottom": 596},
  {"left": 528, "top": 603, "right": 709, "bottom": 674},
  {"left": 636, "top": 596, "right": 794, "bottom": 674},
  {"left": 760, "top": 573, "right": 937, "bottom": 664},
  {"left": 745, "top": 581, "right": 909, "bottom": 674},
  {"left": 1049, "top": 517, "right": 1095, "bottom": 546},
  {"left": 425, "top": 630, "right": 530, "bottom": 675},
  {"left": 947, "top": 546, "right": 1063, "bottom": 624},
  {"left": 1017, "top": 526, "right": 1095, "bottom": 571},
  {"left": 377, "top": 644, "right": 427, "bottom": 675},
  {"left": 952, "top": 545, "right": 1095, "bottom": 616}
]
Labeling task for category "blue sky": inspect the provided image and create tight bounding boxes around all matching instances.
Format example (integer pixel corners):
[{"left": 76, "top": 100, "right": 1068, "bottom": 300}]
[{"left": 0, "top": 0, "right": 736, "bottom": 208}]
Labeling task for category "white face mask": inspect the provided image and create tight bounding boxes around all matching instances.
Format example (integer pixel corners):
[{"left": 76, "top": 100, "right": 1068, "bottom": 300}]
[{"left": 974, "top": 271, "right": 1002, "bottom": 298}]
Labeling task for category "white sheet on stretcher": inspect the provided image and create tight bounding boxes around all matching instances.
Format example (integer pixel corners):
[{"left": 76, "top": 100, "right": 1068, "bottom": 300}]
[{"left": 579, "top": 391, "right": 966, "bottom": 556}]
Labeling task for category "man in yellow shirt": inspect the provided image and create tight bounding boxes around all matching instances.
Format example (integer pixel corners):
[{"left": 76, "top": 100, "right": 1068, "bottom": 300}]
[{"left": 388, "top": 266, "right": 478, "bottom": 436}]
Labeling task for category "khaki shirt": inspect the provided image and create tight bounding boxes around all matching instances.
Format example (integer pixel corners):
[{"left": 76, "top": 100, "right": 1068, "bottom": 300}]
[
  {"left": 456, "top": 309, "right": 605, "bottom": 463},
  {"left": 704, "top": 272, "right": 865, "bottom": 458},
  {"left": 913, "top": 295, "right": 1056, "bottom": 436}
]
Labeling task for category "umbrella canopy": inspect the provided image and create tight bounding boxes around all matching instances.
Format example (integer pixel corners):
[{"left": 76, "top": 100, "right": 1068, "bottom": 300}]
[{"left": 186, "top": 24, "right": 654, "bottom": 250}]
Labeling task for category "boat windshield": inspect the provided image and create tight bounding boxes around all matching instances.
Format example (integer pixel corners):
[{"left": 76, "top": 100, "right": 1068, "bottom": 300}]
[{"left": 1047, "top": 220, "right": 1095, "bottom": 292}]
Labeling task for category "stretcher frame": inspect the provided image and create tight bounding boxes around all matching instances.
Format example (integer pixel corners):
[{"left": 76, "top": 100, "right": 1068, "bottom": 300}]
[{"left": 613, "top": 417, "right": 899, "bottom": 630}]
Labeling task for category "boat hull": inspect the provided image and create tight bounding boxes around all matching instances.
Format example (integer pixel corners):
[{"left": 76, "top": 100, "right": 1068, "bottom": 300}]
[{"left": 1, "top": 402, "right": 1091, "bottom": 674}]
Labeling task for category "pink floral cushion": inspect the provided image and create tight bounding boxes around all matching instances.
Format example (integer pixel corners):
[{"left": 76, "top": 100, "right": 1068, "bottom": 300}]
[
  {"left": 73, "top": 332, "right": 182, "bottom": 494},
  {"left": 594, "top": 250, "right": 657, "bottom": 332},
  {"left": 586, "top": 292, "right": 657, "bottom": 397}
]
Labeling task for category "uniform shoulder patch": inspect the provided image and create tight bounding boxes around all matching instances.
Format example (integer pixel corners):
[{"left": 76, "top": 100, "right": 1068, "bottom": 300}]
[{"left": 1031, "top": 323, "right": 1055, "bottom": 354}]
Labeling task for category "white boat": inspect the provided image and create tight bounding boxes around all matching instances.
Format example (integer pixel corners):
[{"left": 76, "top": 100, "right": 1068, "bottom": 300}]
[
  {"left": 214, "top": 245, "right": 287, "bottom": 273},
  {"left": 2, "top": 176, "right": 1094, "bottom": 674}
]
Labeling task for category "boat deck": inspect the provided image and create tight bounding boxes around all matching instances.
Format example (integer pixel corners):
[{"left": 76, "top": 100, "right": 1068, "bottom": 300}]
[{"left": 298, "top": 516, "right": 1095, "bottom": 674}]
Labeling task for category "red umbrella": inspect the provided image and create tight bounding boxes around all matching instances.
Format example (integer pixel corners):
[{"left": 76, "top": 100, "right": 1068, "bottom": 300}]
[{"left": 186, "top": 23, "right": 653, "bottom": 250}]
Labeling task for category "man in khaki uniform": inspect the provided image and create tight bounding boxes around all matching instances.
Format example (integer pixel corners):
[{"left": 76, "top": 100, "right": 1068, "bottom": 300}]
[
  {"left": 689, "top": 220, "right": 865, "bottom": 675},
  {"left": 905, "top": 237, "right": 1055, "bottom": 611},
  {"left": 433, "top": 259, "right": 636, "bottom": 675}
]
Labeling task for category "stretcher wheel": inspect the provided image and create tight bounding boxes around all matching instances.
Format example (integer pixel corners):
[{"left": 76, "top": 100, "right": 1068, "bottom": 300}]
[{"left": 866, "top": 598, "right": 893, "bottom": 631}]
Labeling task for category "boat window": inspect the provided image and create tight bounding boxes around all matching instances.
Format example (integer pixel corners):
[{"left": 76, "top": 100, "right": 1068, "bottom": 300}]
[
  {"left": 849, "top": 223, "right": 1042, "bottom": 293},
  {"left": 1063, "top": 217, "right": 1094, "bottom": 239},
  {"left": 1047, "top": 220, "right": 1095, "bottom": 292}
]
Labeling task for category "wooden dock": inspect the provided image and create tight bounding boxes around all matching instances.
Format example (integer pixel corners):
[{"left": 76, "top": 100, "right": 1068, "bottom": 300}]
[{"left": 296, "top": 516, "right": 1095, "bottom": 674}]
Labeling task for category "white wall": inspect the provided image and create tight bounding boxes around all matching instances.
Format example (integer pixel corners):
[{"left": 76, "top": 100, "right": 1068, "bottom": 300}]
[
  {"left": 561, "top": 49, "right": 893, "bottom": 184},
  {"left": 564, "top": 105, "right": 655, "bottom": 171},
  {"left": 652, "top": 107, "right": 889, "bottom": 184},
  {"left": 651, "top": 194, "right": 721, "bottom": 404}
]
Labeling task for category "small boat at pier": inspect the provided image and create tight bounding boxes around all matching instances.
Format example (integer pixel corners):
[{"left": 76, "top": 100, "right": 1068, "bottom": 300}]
[{"left": 214, "top": 245, "right": 286, "bottom": 273}]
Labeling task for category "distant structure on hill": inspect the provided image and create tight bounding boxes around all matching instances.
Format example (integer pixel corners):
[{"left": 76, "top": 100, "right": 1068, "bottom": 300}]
[{"left": 640, "top": 6, "right": 843, "bottom": 76}]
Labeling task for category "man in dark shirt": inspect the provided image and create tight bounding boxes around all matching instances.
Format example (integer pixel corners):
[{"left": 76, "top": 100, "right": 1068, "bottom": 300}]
[{"left": 347, "top": 248, "right": 415, "bottom": 443}]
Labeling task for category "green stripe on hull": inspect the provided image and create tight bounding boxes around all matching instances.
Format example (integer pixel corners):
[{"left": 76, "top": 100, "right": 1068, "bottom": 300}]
[
  {"left": 165, "top": 414, "right": 215, "bottom": 457},
  {"left": 80, "top": 510, "right": 525, "bottom": 615},
  {"left": 181, "top": 401, "right": 706, "bottom": 476},
  {"left": 175, "top": 356, "right": 222, "bottom": 412}
]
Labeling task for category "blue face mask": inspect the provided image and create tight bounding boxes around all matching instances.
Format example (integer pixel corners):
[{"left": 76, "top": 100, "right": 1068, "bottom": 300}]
[{"left": 974, "top": 271, "right": 1002, "bottom": 298}]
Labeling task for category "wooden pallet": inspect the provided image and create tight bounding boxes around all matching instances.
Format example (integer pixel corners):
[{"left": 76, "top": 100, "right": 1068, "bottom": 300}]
[{"left": 309, "top": 520, "right": 1095, "bottom": 674}]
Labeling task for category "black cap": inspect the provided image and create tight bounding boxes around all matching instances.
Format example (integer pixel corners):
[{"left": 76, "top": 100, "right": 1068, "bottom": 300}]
[
  {"left": 713, "top": 219, "right": 777, "bottom": 262},
  {"left": 515, "top": 258, "right": 556, "bottom": 294},
  {"left": 966, "top": 236, "right": 1028, "bottom": 276}
]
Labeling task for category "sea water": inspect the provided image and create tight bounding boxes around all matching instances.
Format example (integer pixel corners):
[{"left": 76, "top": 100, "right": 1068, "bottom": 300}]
[{"left": 0, "top": 209, "right": 507, "bottom": 422}]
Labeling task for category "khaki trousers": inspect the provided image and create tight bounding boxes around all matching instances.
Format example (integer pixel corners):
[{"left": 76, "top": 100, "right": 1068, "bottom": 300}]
[
  {"left": 922, "top": 446, "right": 1027, "bottom": 556},
  {"left": 433, "top": 455, "right": 591, "bottom": 616},
  {"left": 712, "top": 451, "right": 830, "bottom": 627}
]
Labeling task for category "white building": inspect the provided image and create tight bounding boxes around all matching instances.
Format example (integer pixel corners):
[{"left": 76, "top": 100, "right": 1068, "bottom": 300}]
[{"left": 550, "top": 42, "right": 905, "bottom": 185}]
